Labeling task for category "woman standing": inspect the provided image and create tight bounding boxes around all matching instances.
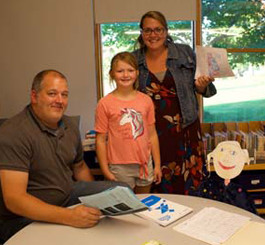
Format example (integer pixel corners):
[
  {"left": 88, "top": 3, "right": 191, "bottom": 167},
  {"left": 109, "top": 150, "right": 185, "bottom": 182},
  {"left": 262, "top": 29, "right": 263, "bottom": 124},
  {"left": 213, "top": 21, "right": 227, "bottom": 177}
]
[{"left": 133, "top": 11, "right": 216, "bottom": 194}]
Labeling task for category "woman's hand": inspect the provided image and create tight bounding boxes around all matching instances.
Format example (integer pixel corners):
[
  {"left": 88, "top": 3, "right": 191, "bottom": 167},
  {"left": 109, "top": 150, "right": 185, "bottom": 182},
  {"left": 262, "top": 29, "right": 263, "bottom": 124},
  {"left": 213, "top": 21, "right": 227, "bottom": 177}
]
[{"left": 195, "top": 75, "right": 215, "bottom": 94}]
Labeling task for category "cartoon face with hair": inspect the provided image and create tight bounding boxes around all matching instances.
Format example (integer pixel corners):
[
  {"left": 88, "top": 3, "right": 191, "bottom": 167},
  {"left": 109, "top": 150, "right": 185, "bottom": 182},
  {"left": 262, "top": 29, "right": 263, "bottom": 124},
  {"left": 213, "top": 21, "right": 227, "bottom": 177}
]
[{"left": 207, "top": 141, "right": 250, "bottom": 181}]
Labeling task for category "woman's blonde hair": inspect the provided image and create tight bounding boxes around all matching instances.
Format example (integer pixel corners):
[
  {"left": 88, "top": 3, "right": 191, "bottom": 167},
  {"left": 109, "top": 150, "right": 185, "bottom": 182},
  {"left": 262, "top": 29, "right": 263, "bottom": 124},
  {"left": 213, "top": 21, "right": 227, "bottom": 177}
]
[{"left": 109, "top": 51, "right": 139, "bottom": 89}]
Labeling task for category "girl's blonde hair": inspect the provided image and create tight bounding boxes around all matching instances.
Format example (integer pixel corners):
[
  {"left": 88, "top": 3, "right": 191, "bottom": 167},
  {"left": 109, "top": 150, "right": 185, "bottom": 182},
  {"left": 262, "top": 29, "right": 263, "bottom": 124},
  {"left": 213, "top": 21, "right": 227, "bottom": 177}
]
[{"left": 109, "top": 51, "right": 139, "bottom": 89}]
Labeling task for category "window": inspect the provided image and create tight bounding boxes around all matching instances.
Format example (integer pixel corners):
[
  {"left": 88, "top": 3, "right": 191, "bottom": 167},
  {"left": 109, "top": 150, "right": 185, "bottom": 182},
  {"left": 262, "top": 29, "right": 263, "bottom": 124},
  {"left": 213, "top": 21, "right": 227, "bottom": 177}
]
[
  {"left": 202, "top": 0, "right": 265, "bottom": 122},
  {"left": 100, "top": 21, "right": 193, "bottom": 96}
]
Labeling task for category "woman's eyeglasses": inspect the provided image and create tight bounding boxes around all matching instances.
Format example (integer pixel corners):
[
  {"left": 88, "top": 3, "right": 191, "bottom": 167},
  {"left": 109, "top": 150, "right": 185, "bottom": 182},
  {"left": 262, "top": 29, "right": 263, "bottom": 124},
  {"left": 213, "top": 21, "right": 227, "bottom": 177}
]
[{"left": 141, "top": 27, "right": 165, "bottom": 36}]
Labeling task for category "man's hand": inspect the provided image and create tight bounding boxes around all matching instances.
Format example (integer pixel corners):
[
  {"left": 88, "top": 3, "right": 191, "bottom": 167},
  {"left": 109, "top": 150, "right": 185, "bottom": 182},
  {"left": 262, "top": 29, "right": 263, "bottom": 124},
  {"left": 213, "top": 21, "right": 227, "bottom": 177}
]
[{"left": 68, "top": 205, "right": 102, "bottom": 228}]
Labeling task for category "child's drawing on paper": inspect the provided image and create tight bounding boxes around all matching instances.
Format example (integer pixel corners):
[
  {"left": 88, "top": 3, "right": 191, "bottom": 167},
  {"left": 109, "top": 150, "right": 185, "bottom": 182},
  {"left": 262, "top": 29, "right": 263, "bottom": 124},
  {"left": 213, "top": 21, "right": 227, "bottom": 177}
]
[
  {"left": 207, "top": 53, "right": 220, "bottom": 77},
  {"left": 195, "top": 46, "right": 235, "bottom": 78},
  {"left": 207, "top": 141, "right": 250, "bottom": 186},
  {"left": 190, "top": 141, "right": 256, "bottom": 214}
]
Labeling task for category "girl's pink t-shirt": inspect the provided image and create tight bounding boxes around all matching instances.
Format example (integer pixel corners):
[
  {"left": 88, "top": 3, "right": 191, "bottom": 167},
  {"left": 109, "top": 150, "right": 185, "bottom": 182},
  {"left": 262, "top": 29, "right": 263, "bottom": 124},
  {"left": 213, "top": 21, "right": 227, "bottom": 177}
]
[{"left": 95, "top": 91, "right": 155, "bottom": 165}]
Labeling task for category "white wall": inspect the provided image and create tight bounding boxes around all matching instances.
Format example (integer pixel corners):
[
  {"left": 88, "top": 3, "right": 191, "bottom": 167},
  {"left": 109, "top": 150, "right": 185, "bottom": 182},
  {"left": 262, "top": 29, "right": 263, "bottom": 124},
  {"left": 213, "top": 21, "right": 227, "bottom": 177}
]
[
  {"left": 0, "top": 0, "right": 198, "bottom": 138},
  {"left": 0, "top": 0, "right": 97, "bottom": 138}
]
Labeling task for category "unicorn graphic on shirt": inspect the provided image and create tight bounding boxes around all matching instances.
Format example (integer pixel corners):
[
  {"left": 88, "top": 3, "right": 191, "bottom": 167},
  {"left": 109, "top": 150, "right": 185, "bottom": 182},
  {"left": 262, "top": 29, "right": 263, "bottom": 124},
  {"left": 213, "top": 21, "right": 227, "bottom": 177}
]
[{"left": 119, "top": 108, "right": 144, "bottom": 140}]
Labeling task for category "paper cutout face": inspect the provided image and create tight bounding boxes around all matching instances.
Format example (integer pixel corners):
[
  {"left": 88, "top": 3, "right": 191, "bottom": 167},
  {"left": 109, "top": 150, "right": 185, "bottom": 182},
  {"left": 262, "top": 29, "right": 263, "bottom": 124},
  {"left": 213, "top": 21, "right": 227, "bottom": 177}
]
[{"left": 207, "top": 141, "right": 249, "bottom": 180}]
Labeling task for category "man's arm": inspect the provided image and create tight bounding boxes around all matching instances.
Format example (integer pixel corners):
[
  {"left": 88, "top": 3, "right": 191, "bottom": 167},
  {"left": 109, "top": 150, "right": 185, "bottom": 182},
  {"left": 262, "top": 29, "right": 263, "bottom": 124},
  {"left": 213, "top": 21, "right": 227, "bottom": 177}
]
[
  {"left": 73, "top": 160, "right": 94, "bottom": 181},
  {"left": 0, "top": 170, "right": 101, "bottom": 227}
]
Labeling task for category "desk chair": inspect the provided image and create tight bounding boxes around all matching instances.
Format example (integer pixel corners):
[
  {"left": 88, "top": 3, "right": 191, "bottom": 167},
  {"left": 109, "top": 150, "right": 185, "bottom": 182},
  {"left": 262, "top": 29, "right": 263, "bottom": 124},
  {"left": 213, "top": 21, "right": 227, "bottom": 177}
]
[
  {"left": 69, "top": 115, "right": 81, "bottom": 130},
  {"left": 0, "top": 118, "right": 7, "bottom": 127}
]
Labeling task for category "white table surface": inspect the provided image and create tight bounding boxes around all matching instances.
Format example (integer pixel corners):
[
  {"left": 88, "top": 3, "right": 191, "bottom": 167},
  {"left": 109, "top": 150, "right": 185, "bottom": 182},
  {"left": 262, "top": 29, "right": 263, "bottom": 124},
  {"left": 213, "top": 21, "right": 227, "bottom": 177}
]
[{"left": 5, "top": 194, "right": 265, "bottom": 245}]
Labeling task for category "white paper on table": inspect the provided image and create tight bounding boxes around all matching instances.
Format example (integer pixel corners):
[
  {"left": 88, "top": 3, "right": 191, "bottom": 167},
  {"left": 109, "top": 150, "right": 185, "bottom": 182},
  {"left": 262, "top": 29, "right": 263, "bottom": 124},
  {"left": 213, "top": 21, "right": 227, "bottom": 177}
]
[
  {"left": 173, "top": 207, "right": 250, "bottom": 245},
  {"left": 195, "top": 46, "right": 235, "bottom": 79}
]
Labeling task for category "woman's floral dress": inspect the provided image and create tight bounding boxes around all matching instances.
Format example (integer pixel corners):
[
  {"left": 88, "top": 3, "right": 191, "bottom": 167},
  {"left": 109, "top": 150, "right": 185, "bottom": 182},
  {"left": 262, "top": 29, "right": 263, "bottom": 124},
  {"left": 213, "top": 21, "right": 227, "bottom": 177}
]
[{"left": 146, "top": 70, "right": 205, "bottom": 194}]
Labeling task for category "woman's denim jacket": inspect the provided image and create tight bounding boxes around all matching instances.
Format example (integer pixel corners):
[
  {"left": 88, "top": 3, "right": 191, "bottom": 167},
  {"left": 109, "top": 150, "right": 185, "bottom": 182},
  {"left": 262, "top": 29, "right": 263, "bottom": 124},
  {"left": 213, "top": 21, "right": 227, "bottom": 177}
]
[{"left": 133, "top": 42, "right": 217, "bottom": 128}]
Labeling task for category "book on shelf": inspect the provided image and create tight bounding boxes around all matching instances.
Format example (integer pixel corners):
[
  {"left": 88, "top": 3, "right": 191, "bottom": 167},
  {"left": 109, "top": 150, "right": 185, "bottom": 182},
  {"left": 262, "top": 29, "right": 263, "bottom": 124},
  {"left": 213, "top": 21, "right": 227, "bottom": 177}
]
[
  {"left": 136, "top": 195, "right": 193, "bottom": 227},
  {"left": 83, "top": 130, "right": 96, "bottom": 151},
  {"left": 254, "top": 150, "right": 265, "bottom": 164},
  {"left": 202, "top": 126, "right": 265, "bottom": 164},
  {"left": 203, "top": 132, "right": 213, "bottom": 155},
  {"left": 213, "top": 130, "right": 228, "bottom": 147}
]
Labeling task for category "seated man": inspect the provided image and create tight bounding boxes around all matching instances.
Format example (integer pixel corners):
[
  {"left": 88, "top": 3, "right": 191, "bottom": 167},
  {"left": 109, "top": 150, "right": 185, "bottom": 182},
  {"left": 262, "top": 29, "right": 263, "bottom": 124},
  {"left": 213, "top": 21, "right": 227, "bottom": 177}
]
[{"left": 0, "top": 69, "right": 128, "bottom": 243}]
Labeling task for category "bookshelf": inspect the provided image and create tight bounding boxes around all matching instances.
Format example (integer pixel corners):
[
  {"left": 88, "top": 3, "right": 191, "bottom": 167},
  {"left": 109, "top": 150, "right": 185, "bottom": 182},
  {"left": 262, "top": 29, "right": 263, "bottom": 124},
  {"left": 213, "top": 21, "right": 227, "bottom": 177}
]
[{"left": 202, "top": 121, "right": 265, "bottom": 215}]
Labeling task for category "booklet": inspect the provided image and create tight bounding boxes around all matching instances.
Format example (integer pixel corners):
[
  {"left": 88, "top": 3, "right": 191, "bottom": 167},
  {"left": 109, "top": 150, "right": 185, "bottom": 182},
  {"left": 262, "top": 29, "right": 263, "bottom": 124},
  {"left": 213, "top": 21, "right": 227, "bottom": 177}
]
[
  {"left": 135, "top": 195, "right": 193, "bottom": 227},
  {"left": 78, "top": 186, "right": 148, "bottom": 216}
]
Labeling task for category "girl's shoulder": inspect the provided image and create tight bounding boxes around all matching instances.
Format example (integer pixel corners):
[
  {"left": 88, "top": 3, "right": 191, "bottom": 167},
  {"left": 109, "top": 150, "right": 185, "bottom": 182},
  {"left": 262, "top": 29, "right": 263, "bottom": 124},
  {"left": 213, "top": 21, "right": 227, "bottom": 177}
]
[
  {"left": 137, "top": 91, "right": 151, "bottom": 99},
  {"left": 136, "top": 91, "right": 153, "bottom": 103},
  {"left": 96, "top": 93, "right": 116, "bottom": 111},
  {"left": 98, "top": 93, "right": 114, "bottom": 103}
]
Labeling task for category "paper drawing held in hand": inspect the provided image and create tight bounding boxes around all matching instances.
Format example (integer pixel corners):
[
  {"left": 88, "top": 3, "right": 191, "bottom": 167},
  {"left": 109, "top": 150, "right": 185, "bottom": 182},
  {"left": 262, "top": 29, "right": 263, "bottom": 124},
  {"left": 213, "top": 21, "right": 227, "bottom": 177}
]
[{"left": 195, "top": 46, "right": 234, "bottom": 78}]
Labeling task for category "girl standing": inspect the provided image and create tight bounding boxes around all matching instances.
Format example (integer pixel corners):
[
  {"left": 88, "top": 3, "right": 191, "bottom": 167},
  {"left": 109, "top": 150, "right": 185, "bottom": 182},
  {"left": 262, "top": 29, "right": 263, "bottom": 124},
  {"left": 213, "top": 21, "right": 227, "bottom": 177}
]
[{"left": 95, "top": 52, "right": 162, "bottom": 193}]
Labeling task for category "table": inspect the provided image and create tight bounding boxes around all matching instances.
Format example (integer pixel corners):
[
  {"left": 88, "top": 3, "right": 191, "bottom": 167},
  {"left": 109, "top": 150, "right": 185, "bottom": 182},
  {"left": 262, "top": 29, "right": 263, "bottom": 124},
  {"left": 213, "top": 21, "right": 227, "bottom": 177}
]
[{"left": 5, "top": 194, "right": 265, "bottom": 245}]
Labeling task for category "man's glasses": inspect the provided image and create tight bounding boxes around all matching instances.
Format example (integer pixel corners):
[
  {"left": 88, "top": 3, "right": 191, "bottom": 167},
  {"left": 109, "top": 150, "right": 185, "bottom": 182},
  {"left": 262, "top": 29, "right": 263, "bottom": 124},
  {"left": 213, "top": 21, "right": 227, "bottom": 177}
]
[{"left": 141, "top": 27, "right": 165, "bottom": 36}]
